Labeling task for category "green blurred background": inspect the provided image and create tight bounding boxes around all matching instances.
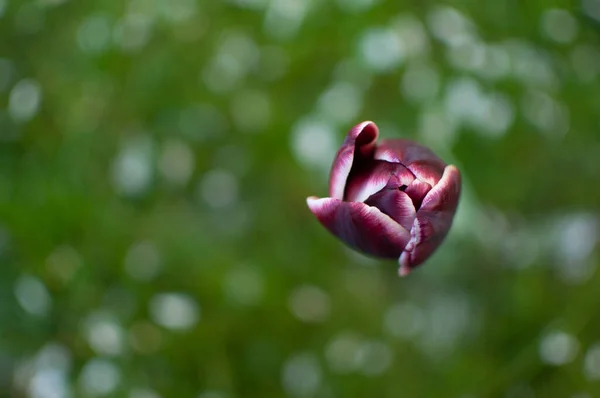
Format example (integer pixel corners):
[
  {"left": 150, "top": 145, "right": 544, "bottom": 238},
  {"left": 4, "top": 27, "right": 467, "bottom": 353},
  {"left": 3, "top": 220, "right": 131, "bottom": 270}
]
[{"left": 1, "top": 0, "right": 600, "bottom": 397}]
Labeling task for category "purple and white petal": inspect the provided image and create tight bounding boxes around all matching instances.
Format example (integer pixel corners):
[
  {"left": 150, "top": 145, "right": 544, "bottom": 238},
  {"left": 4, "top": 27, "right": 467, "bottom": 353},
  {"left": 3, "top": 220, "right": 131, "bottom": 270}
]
[
  {"left": 399, "top": 165, "right": 461, "bottom": 273},
  {"left": 364, "top": 189, "right": 416, "bottom": 232},
  {"left": 345, "top": 161, "right": 414, "bottom": 202},
  {"left": 404, "top": 179, "right": 431, "bottom": 210},
  {"left": 375, "top": 139, "right": 446, "bottom": 186},
  {"left": 419, "top": 165, "right": 461, "bottom": 214},
  {"left": 399, "top": 214, "right": 441, "bottom": 274},
  {"left": 329, "top": 121, "right": 379, "bottom": 200},
  {"left": 307, "top": 196, "right": 410, "bottom": 259},
  {"left": 308, "top": 119, "right": 461, "bottom": 276}
]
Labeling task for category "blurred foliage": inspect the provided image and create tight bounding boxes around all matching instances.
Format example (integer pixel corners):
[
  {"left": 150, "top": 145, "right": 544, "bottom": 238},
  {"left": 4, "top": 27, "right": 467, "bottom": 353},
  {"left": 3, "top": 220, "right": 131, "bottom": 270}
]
[{"left": 1, "top": 0, "right": 600, "bottom": 397}]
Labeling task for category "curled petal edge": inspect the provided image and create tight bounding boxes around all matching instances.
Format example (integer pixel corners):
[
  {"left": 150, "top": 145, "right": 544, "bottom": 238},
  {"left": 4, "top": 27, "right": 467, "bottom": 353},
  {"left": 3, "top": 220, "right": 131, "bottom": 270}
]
[
  {"left": 398, "top": 165, "right": 461, "bottom": 276},
  {"left": 345, "top": 161, "right": 415, "bottom": 203},
  {"left": 363, "top": 188, "right": 416, "bottom": 232},
  {"left": 375, "top": 139, "right": 446, "bottom": 187},
  {"left": 307, "top": 196, "right": 410, "bottom": 259},
  {"left": 329, "top": 121, "right": 379, "bottom": 200}
]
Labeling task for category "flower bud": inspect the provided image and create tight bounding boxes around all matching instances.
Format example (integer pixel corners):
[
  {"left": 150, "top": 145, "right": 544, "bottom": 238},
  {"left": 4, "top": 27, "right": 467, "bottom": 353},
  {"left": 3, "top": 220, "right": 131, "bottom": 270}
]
[{"left": 307, "top": 121, "right": 461, "bottom": 276}]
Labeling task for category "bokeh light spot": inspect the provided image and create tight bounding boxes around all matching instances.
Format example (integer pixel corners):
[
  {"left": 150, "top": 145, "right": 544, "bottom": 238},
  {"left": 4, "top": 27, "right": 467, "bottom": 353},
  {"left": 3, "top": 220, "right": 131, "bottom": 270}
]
[
  {"left": 0, "top": 58, "right": 14, "bottom": 92},
  {"left": 14, "top": 275, "right": 51, "bottom": 317},
  {"left": 401, "top": 63, "right": 440, "bottom": 104},
  {"left": 129, "top": 387, "right": 162, "bottom": 398},
  {"left": 124, "top": 241, "right": 162, "bottom": 282},
  {"left": 223, "top": 266, "right": 265, "bottom": 306},
  {"left": 358, "top": 27, "right": 405, "bottom": 72},
  {"left": 230, "top": 89, "right": 271, "bottom": 133},
  {"left": 79, "top": 358, "right": 121, "bottom": 396},
  {"left": 158, "top": 140, "right": 195, "bottom": 186},
  {"left": 77, "top": 14, "right": 112, "bottom": 54},
  {"left": 281, "top": 353, "right": 322, "bottom": 397},
  {"left": 83, "top": 311, "right": 125, "bottom": 356},
  {"left": 289, "top": 285, "right": 331, "bottom": 323},
  {"left": 291, "top": 117, "right": 337, "bottom": 172},
  {"left": 46, "top": 245, "right": 83, "bottom": 284},
  {"left": 149, "top": 293, "right": 200, "bottom": 331},
  {"left": 318, "top": 82, "right": 363, "bottom": 125},
  {"left": 584, "top": 343, "right": 600, "bottom": 380},
  {"left": 383, "top": 302, "right": 425, "bottom": 340},
  {"left": 9, "top": 79, "right": 42, "bottom": 122},
  {"left": 198, "top": 169, "right": 239, "bottom": 209},
  {"left": 355, "top": 340, "right": 394, "bottom": 376},
  {"left": 539, "top": 330, "right": 579, "bottom": 366},
  {"left": 540, "top": 9, "right": 578, "bottom": 44},
  {"left": 111, "top": 135, "right": 155, "bottom": 198},
  {"left": 324, "top": 332, "right": 362, "bottom": 374}
]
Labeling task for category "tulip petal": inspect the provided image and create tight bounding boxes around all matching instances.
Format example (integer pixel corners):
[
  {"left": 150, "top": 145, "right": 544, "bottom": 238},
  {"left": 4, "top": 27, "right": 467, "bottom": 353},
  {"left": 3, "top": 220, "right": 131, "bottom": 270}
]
[
  {"left": 419, "top": 164, "right": 461, "bottom": 214},
  {"left": 364, "top": 189, "right": 416, "bottom": 232},
  {"left": 404, "top": 179, "right": 431, "bottom": 210},
  {"left": 345, "top": 160, "right": 415, "bottom": 202},
  {"left": 329, "top": 121, "right": 379, "bottom": 200},
  {"left": 399, "top": 165, "right": 461, "bottom": 273},
  {"left": 375, "top": 139, "right": 446, "bottom": 186},
  {"left": 307, "top": 196, "right": 410, "bottom": 259}
]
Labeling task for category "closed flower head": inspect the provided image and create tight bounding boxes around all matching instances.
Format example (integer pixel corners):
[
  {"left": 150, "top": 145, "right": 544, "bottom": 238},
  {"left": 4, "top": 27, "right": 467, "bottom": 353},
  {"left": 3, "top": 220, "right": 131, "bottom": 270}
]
[{"left": 307, "top": 121, "right": 461, "bottom": 276}]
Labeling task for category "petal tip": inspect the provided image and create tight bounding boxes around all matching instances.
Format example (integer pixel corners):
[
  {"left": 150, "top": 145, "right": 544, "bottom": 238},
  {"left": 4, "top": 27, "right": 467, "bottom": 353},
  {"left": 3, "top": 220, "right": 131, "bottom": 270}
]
[
  {"left": 444, "top": 164, "right": 461, "bottom": 181},
  {"left": 444, "top": 164, "right": 462, "bottom": 184},
  {"left": 346, "top": 121, "right": 379, "bottom": 144},
  {"left": 357, "top": 120, "right": 376, "bottom": 129},
  {"left": 306, "top": 196, "right": 326, "bottom": 212},
  {"left": 329, "top": 122, "right": 380, "bottom": 199},
  {"left": 353, "top": 121, "right": 378, "bottom": 142},
  {"left": 398, "top": 256, "right": 411, "bottom": 277}
]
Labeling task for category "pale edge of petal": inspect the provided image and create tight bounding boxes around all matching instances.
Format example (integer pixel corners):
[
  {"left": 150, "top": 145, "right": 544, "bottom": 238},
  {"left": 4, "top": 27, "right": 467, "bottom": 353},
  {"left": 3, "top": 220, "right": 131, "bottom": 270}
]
[
  {"left": 348, "top": 120, "right": 377, "bottom": 140},
  {"left": 329, "top": 121, "right": 379, "bottom": 200},
  {"left": 329, "top": 151, "right": 353, "bottom": 200},
  {"left": 308, "top": 195, "right": 415, "bottom": 276},
  {"left": 398, "top": 260, "right": 411, "bottom": 276},
  {"left": 306, "top": 196, "right": 326, "bottom": 211},
  {"left": 307, "top": 195, "right": 411, "bottom": 261},
  {"left": 420, "top": 164, "right": 461, "bottom": 211},
  {"left": 397, "top": 164, "right": 461, "bottom": 277}
]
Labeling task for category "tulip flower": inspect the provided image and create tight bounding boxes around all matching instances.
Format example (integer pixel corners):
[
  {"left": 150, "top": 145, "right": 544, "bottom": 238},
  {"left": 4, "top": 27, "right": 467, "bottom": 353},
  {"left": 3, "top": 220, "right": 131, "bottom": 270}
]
[{"left": 307, "top": 121, "right": 461, "bottom": 276}]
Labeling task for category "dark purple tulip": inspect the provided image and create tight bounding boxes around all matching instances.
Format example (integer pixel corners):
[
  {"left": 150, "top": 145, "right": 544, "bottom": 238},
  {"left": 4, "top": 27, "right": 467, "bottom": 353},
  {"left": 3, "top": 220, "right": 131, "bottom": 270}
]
[{"left": 307, "top": 121, "right": 461, "bottom": 276}]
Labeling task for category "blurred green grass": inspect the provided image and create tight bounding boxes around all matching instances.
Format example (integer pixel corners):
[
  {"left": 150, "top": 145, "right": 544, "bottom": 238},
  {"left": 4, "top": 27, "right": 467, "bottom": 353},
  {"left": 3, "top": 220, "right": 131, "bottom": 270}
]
[{"left": 1, "top": 0, "right": 600, "bottom": 397}]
